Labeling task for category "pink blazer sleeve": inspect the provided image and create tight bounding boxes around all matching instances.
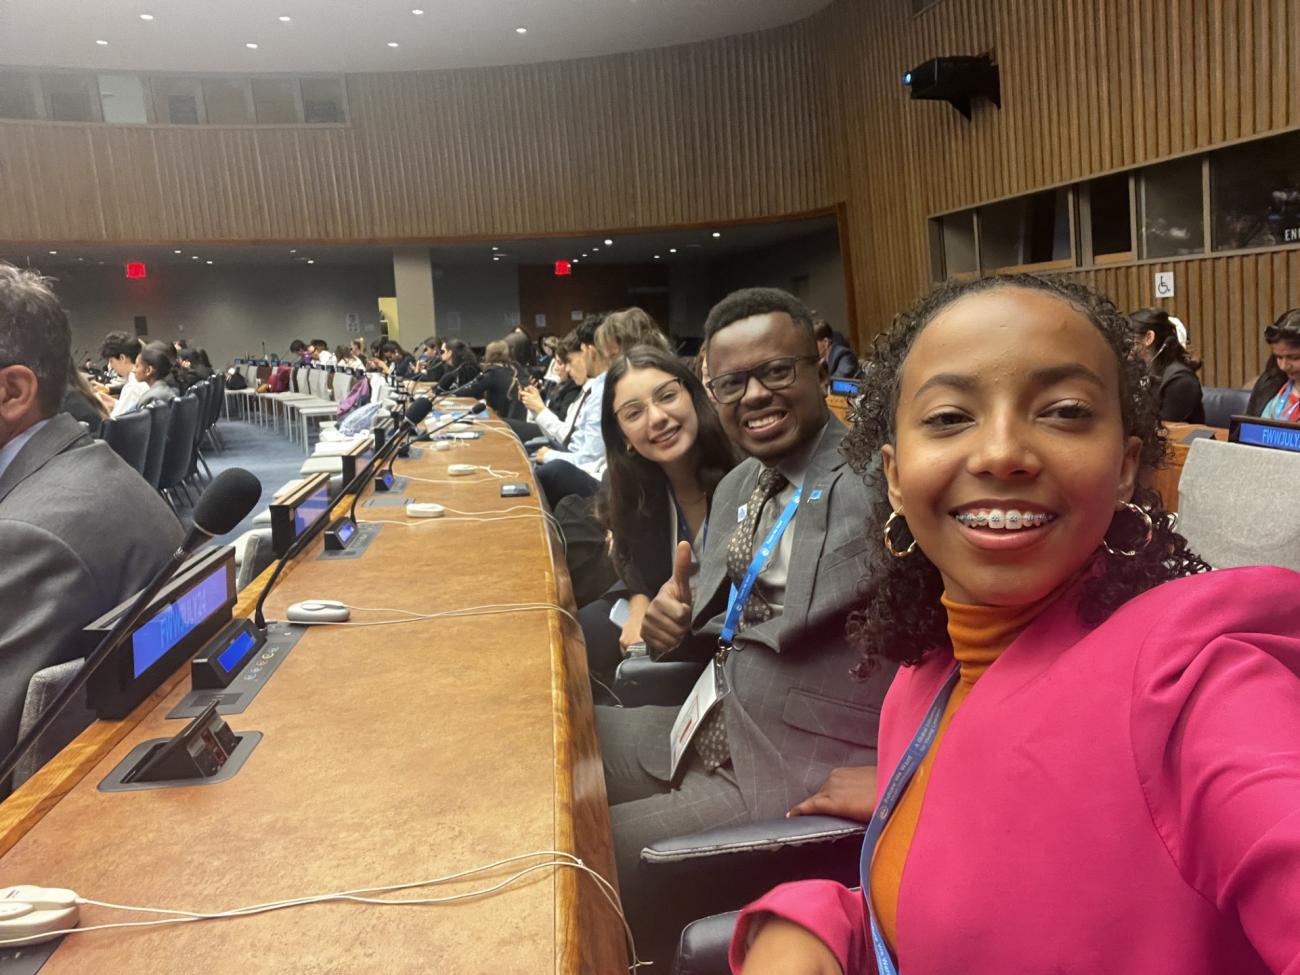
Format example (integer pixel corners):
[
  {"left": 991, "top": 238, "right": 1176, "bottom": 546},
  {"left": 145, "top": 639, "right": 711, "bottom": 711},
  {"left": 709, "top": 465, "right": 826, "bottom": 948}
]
[
  {"left": 1132, "top": 567, "right": 1300, "bottom": 975},
  {"left": 728, "top": 880, "right": 871, "bottom": 974}
]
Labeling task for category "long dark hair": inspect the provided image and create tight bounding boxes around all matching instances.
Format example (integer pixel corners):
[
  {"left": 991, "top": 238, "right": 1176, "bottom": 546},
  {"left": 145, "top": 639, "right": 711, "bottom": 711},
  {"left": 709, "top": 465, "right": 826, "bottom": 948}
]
[
  {"left": 138, "top": 340, "right": 174, "bottom": 382},
  {"left": 843, "top": 274, "right": 1210, "bottom": 675},
  {"left": 1129, "top": 307, "right": 1200, "bottom": 374},
  {"left": 596, "top": 347, "right": 738, "bottom": 576}
]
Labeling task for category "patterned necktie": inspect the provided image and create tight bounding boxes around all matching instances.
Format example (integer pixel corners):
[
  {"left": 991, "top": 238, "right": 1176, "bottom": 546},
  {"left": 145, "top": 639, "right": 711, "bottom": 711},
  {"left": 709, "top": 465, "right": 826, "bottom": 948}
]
[{"left": 694, "top": 466, "right": 789, "bottom": 771}]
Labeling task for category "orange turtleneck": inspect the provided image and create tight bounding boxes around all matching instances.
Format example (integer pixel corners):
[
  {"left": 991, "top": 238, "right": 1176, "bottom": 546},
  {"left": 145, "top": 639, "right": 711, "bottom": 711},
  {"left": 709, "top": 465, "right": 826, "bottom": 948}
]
[{"left": 868, "top": 591, "right": 1059, "bottom": 956}]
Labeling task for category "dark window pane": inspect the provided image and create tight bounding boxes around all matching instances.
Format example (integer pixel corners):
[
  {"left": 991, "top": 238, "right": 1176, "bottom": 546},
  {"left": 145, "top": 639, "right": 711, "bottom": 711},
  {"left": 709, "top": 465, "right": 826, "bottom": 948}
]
[
  {"left": 151, "top": 77, "right": 201, "bottom": 124},
  {"left": 1089, "top": 173, "right": 1132, "bottom": 257},
  {"left": 253, "top": 78, "right": 298, "bottom": 123},
  {"left": 202, "top": 79, "right": 252, "bottom": 124},
  {"left": 42, "top": 73, "right": 100, "bottom": 122},
  {"left": 1211, "top": 130, "right": 1300, "bottom": 251},
  {"left": 1140, "top": 157, "right": 1204, "bottom": 258},
  {"left": 0, "top": 70, "right": 37, "bottom": 119},
  {"left": 299, "top": 77, "right": 345, "bottom": 123},
  {"left": 940, "top": 211, "right": 977, "bottom": 275},
  {"left": 978, "top": 188, "right": 1071, "bottom": 269}
]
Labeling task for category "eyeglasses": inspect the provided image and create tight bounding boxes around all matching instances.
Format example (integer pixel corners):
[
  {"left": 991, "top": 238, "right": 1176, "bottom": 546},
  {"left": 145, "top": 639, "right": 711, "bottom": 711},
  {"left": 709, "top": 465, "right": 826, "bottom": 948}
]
[
  {"left": 705, "top": 355, "right": 818, "bottom": 405},
  {"left": 614, "top": 378, "right": 685, "bottom": 426}
]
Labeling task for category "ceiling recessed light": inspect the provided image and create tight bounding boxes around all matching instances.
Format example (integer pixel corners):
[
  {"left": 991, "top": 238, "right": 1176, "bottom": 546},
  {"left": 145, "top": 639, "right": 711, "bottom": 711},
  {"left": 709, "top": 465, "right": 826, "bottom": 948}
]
[
  {"left": 306, "top": 259, "right": 315, "bottom": 264},
  {"left": 387, "top": 41, "right": 399, "bottom": 48},
  {"left": 412, "top": 8, "right": 425, "bottom": 14},
  {"left": 491, "top": 246, "right": 498, "bottom": 251},
  {"left": 139, "top": 13, "right": 154, "bottom": 20},
  {"left": 669, "top": 248, "right": 677, "bottom": 254},
  {"left": 712, "top": 231, "right": 721, "bottom": 238},
  {"left": 603, "top": 238, "right": 613, "bottom": 245},
  {"left": 515, "top": 27, "right": 528, "bottom": 34},
  {"left": 206, "top": 260, "right": 214, "bottom": 265},
  {"left": 173, "top": 249, "right": 182, "bottom": 254},
  {"left": 289, "top": 249, "right": 296, "bottom": 254},
  {"left": 245, "top": 42, "right": 259, "bottom": 49},
  {"left": 48, "top": 250, "right": 57, "bottom": 255},
  {"left": 278, "top": 15, "right": 291, "bottom": 22},
  {"left": 96, "top": 39, "right": 109, "bottom": 46},
  {"left": 192, "top": 255, "right": 200, "bottom": 260}
]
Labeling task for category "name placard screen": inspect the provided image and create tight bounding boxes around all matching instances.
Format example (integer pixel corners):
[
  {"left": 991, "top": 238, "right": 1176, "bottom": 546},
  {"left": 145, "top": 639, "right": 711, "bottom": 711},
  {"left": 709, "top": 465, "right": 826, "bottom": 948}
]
[
  {"left": 295, "top": 484, "right": 331, "bottom": 535},
  {"left": 1235, "top": 419, "right": 1300, "bottom": 453},
  {"left": 131, "top": 568, "right": 231, "bottom": 678}
]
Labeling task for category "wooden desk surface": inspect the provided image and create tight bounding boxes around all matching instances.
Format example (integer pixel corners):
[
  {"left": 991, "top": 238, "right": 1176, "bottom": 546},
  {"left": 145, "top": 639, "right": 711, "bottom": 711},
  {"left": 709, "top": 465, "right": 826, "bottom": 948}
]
[{"left": 0, "top": 411, "right": 625, "bottom": 973}]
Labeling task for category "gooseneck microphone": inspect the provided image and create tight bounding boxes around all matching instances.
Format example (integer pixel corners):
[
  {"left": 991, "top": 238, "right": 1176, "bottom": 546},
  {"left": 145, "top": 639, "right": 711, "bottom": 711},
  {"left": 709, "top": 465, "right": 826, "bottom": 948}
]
[
  {"left": 0, "top": 468, "right": 262, "bottom": 788},
  {"left": 253, "top": 397, "right": 433, "bottom": 629}
]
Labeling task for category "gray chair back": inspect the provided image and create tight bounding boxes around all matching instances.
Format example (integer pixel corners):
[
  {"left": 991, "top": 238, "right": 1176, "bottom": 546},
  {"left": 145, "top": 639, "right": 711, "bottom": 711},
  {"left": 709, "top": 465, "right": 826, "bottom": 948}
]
[
  {"left": 1178, "top": 438, "right": 1300, "bottom": 571},
  {"left": 142, "top": 400, "right": 172, "bottom": 489},
  {"left": 12, "top": 659, "right": 95, "bottom": 790},
  {"left": 158, "top": 393, "right": 201, "bottom": 492},
  {"left": 99, "top": 409, "right": 151, "bottom": 476}
]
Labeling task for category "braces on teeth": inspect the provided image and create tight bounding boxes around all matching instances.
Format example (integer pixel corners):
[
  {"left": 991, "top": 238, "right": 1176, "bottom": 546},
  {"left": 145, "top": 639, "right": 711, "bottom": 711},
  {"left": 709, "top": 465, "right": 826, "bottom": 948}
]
[{"left": 956, "top": 510, "right": 1053, "bottom": 529}]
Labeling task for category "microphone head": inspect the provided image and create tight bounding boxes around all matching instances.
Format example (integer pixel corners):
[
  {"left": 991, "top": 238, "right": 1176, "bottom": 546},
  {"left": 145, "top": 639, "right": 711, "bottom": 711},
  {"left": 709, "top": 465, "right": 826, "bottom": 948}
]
[
  {"left": 405, "top": 396, "right": 434, "bottom": 426},
  {"left": 469, "top": 401, "right": 487, "bottom": 415},
  {"left": 193, "top": 468, "right": 263, "bottom": 538}
]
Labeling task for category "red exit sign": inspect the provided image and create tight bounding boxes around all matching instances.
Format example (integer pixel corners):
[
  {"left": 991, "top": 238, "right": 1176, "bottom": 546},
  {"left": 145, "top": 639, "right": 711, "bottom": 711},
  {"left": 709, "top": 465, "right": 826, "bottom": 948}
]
[
  {"left": 554, "top": 260, "right": 572, "bottom": 277},
  {"left": 125, "top": 262, "right": 147, "bottom": 279}
]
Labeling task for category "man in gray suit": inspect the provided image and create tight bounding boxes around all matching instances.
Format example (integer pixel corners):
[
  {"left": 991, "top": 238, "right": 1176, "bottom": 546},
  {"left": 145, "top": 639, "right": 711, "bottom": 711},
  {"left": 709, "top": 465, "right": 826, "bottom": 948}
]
[
  {"left": 0, "top": 263, "right": 184, "bottom": 773},
  {"left": 594, "top": 287, "right": 895, "bottom": 960}
]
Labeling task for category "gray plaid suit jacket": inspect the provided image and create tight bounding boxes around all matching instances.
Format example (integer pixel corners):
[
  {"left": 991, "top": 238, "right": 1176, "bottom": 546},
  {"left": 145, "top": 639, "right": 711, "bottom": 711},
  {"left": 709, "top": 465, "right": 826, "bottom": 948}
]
[{"left": 635, "top": 414, "right": 896, "bottom": 818}]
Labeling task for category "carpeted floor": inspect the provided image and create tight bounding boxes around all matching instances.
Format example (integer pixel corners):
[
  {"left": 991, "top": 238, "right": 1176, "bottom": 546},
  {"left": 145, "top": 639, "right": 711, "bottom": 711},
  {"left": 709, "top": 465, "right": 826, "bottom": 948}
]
[{"left": 180, "top": 413, "right": 310, "bottom": 547}]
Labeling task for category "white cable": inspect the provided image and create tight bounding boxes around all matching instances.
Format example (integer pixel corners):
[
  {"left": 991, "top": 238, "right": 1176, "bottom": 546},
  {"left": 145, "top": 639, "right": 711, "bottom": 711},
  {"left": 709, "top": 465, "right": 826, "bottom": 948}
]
[
  {"left": 269, "top": 601, "right": 579, "bottom": 629},
  {"left": 23, "top": 851, "right": 648, "bottom": 971}
]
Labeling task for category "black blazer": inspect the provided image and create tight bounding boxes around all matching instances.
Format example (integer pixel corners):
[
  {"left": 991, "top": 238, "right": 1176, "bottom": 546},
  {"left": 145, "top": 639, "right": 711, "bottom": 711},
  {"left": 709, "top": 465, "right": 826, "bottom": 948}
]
[
  {"left": 546, "top": 380, "right": 582, "bottom": 421},
  {"left": 613, "top": 478, "right": 678, "bottom": 599},
  {"left": 1155, "top": 361, "right": 1205, "bottom": 424},
  {"left": 457, "top": 364, "right": 519, "bottom": 416}
]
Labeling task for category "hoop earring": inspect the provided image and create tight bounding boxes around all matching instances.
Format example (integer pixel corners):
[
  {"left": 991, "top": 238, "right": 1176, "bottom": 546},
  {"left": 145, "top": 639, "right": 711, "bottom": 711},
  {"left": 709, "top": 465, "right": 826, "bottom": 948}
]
[
  {"left": 625, "top": 442, "right": 637, "bottom": 455},
  {"left": 1102, "top": 501, "right": 1153, "bottom": 558},
  {"left": 883, "top": 509, "right": 917, "bottom": 558}
]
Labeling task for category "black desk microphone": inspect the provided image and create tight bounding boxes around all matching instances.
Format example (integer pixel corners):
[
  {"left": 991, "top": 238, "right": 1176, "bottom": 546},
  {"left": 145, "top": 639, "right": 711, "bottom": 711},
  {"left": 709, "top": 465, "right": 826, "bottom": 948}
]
[{"left": 0, "top": 468, "right": 262, "bottom": 787}]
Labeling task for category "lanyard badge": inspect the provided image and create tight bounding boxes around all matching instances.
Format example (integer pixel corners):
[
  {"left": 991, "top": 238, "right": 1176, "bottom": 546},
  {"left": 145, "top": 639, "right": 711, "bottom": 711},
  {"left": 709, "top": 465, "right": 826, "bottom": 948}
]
[{"left": 717, "top": 485, "right": 803, "bottom": 656}]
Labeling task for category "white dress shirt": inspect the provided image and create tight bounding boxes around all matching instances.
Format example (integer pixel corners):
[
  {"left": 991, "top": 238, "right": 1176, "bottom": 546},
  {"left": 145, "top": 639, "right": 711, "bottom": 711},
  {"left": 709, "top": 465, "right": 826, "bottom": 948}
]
[
  {"left": 110, "top": 374, "right": 148, "bottom": 417},
  {"left": 538, "top": 370, "right": 607, "bottom": 479},
  {"left": 535, "top": 379, "right": 593, "bottom": 448}
]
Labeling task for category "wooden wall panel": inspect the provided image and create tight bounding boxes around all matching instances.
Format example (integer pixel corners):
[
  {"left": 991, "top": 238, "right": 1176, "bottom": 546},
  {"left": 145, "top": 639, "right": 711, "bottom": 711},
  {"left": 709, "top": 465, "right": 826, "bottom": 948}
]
[
  {"left": 0, "top": 19, "right": 836, "bottom": 244},
  {"left": 822, "top": 0, "right": 1300, "bottom": 385}
]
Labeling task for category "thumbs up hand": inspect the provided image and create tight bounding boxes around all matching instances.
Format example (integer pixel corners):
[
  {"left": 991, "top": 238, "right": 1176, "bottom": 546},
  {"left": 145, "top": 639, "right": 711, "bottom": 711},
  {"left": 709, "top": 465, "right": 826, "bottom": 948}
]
[{"left": 642, "top": 541, "right": 695, "bottom": 656}]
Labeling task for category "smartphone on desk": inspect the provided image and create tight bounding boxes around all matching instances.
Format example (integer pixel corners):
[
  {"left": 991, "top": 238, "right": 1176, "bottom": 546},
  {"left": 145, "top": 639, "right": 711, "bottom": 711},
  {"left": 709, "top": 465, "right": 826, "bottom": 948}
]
[{"left": 501, "top": 482, "right": 531, "bottom": 497}]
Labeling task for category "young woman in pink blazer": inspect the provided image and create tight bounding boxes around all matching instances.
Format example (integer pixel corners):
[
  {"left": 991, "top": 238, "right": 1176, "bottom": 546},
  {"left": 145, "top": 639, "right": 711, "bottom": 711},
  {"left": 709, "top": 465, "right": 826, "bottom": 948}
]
[{"left": 731, "top": 275, "right": 1300, "bottom": 975}]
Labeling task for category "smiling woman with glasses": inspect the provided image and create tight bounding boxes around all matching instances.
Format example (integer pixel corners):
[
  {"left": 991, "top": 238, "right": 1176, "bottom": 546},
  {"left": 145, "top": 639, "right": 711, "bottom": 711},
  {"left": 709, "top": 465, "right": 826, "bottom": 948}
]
[{"left": 576, "top": 347, "right": 738, "bottom": 686}]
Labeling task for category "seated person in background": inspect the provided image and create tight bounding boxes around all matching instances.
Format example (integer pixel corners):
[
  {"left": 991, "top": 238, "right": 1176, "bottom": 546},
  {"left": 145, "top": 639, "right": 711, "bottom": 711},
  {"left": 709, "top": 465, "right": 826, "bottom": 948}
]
[
  {"left": 514, "top": 331, "right": 585, "bottom": 445},
  {"left": 594, "top": 287, "right": 895, "bottom": 964},
  {"left": 288, "top": 338, "right": 309, "bottom": 364},
  {"left": 1129, "top": 307, "right": 1205, "bottom": 423},
  {"left": 453, "top": 340, "right": 521, "bottom": 416},
  {"left": 1247, "top": 308, "right": 1300, "bottom": 420},
  {"left": 133, "top": 341, "right": 179, "bottom": 409},
  {"left": 504, "top": 330, "right": 538, "bottom": 380},
  {"left": 0, "top": 263, "right": 184, "bottom": 768},
  {"left": 732, "top": 275, "right": 1300, "bottom": 975},
  {"left": 62, "top": 362, "right": 109, "bottom": 435},
  {"left": 534, "top": 316, "right": 610, "bottom": 506},
  {"left": 596, "top": 306, "right": 672, "bottom": 361},
  {"left": 580, "top": 347, "right": 738, "bottom": 688},
  {"left": 814, "top": 319, "right": 860, "bottom": 379},
  {"left": 310, "top": 339, "right": 336, "bottom": 367},
  {"left": 93, "top": 331, "right": 146, "bottom": 417},
  {"left": 416, "top": 339, "right": 447, "bottom": 382},
  {"left": 435, "top": 339, "right": 480, "bottom": 391},
  {"left": 173, "top": 344, "right": 213, "bottom": 393}
]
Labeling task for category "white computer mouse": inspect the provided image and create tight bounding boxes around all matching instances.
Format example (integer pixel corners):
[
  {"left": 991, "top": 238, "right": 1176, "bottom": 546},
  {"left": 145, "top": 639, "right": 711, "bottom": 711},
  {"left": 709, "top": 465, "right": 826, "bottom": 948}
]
[
  {"left": 406, "top": 502, "right": 445, "bottom": 519},
  {"left": 286, "top": 600, "right": 352, "bottom": 623},
  {"left": 447, "top": 464, "right": 477, "bottom": 476},
  {"left": 434, "top": 440, "right": 453, "bottom": 451},
  {"left": 0, "top": 886, "right": 79, "bottom": 947}
]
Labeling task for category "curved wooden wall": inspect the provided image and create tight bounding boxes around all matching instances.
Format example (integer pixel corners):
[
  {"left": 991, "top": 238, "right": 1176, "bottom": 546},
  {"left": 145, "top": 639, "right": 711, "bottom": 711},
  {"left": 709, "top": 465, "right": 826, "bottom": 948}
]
[{"left": 0, "top": 20, "right": 837, "bottom": 244}]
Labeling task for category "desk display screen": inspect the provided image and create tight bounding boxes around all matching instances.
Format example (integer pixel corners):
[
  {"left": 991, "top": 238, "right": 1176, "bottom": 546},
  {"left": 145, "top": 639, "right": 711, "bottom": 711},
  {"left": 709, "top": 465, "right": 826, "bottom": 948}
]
[
  {"left": 217, "top": 629, "right": 258, "bottom": 675},
  {"left": 336, "top": 520, "right": 356, "bottom": 544},
  {"left": 294, "top": 485, "right": 331, "bottom": 535},
  {"left": 830, "top": 378, "right": 861, "bottom": 397},
  {"left": 131, "top": 569, "right": 230, "bottom": 677},
  {"left": 1235, "top": 419, "right": 1300, "bottom": 453}
]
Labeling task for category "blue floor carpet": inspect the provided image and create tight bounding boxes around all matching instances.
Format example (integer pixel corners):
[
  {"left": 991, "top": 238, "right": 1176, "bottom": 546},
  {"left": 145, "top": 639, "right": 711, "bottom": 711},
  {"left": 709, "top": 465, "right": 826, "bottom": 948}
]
[{"left": 183, "top": 416, "right": 310, "bottom": 547}]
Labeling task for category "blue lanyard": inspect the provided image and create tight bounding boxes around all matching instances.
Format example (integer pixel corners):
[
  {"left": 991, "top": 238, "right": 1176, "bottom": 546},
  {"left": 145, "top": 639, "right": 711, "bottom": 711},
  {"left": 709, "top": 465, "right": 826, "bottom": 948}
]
[
  {"left": 857, "top": 666, "right": 961, "bottom": 975},
  {"left": 719, "top": 486, "right": 802, "bottom": 646},
  {"left": 1268, "top": 381, "right": 1298, "bottom": 421}
]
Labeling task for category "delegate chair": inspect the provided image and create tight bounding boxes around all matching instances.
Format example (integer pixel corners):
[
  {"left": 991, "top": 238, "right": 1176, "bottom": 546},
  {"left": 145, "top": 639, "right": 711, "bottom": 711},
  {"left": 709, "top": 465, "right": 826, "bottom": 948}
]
[
  {"left": 141, "top": 400, "right": 172, "bottom": 491},
  {"left": 157, "top": 393, "right": 201, "bottom": 509},
  {"left": 99, "top": 409, "right": 151, "bottom": 478},
  {"left": 1199, "top": 386, "right": 1251, "bottom": 429},
  {"left": 1177, "top": 437, "right": 1300, "bottom": 571},
  {"left": 10, "top": 659, "right": 94, "bottom": 793}
]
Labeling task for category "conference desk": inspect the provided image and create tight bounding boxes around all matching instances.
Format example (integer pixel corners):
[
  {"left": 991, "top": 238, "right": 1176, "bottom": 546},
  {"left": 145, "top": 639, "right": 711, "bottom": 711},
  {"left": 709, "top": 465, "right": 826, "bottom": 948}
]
[{"left": 0, "top": 406, "right": 626, "bottom": 973}]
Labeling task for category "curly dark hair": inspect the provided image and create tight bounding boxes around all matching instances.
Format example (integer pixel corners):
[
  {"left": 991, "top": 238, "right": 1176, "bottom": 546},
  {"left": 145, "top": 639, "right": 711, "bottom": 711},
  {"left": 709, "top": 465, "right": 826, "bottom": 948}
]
[{"left": 844, "top": 273, "right": 1211, "bottom": 675}]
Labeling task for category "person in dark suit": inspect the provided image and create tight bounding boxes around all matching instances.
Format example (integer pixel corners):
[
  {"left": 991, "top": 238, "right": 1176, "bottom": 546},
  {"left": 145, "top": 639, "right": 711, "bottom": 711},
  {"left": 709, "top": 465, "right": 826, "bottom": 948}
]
[
  {"left": 814, "top": 319, "right": 860, "bottom": 379},
  {"left": 435, "top": 339, "right": 481, "bottom": 392},
  {"left": 580, "top": 347, "right": 739, "bottom": 686},
  {"left": 1129, "top": 307, "right": 1205, "bottom": 423},
  {"left": 0, "top": 263, "right": 184, "bottom": 773},
  {"left": 453, "top": 340, "right": 521, "bottom": 416},
  {"left": 593, "top": 287, "right": 895, "bottom": 963}
]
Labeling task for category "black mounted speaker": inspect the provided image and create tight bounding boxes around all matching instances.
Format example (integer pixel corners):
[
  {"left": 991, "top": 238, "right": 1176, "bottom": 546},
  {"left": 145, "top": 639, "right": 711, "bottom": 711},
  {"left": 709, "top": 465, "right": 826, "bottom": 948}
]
[{"left": 903, "top": 55, "right": 1001, "bottom": 119}]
